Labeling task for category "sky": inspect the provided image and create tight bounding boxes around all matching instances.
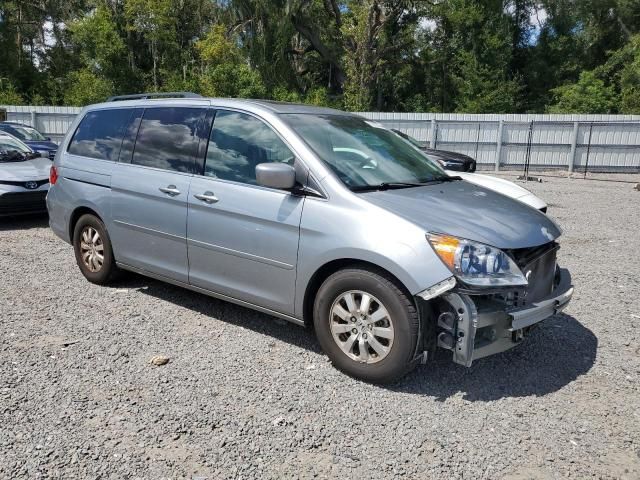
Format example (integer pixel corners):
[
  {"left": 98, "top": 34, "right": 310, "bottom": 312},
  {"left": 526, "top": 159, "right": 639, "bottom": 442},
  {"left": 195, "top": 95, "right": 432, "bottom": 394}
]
[{"left": 418, "top": 4, "right": 548, "bottom": 44}]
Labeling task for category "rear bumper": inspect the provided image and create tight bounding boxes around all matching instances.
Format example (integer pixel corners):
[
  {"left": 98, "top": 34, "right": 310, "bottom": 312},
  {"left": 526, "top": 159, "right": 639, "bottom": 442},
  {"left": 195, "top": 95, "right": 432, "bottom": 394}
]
[
  {"left": 436, "top": 268, "right": 573, "bottom": 366},
  {"left": 45, "top": 185, "right": 71, "bottom": 243}
]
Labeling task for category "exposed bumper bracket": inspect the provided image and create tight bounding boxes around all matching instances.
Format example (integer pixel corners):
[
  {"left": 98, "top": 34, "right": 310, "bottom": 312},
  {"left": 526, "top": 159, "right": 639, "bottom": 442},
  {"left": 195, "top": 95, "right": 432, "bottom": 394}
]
[{"left": 438, "top": 268, "right": 573, "bottom": 367}]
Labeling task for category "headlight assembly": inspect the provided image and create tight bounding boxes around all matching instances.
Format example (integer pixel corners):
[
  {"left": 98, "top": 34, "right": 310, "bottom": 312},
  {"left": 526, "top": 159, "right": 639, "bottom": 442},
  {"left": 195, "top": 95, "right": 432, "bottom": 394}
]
[{"left": 426, "top": 233, "right": 528, "bottom": 287}]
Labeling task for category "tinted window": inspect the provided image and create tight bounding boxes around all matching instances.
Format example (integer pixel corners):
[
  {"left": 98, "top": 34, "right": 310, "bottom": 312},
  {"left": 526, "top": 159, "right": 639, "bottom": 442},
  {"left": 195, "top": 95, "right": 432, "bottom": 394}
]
[
  {"left": 204, "top": 110, "right": 294, "bottom": 185},
  {"left": 132, "top": 107, "right": 207, "bottom": 173},
  {"left": 117, "top": 108, "right": 143, "bottom": 163},
  {"left": 68, "top": 109, "right": 132, "bottom": 161}
]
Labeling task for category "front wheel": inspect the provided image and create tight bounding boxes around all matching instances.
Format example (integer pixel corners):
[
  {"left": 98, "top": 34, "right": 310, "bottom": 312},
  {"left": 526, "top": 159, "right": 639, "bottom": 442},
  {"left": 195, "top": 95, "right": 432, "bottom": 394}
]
[{"left": 313, "top": 267, "right": 419, "bottom": 384}]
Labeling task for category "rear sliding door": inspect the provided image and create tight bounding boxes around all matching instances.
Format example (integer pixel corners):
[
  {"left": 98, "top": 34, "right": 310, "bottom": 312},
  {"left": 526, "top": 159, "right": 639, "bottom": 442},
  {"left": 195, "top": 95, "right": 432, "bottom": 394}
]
[{"left": 110, "top": 106, "right": 212, "bottom": 283}]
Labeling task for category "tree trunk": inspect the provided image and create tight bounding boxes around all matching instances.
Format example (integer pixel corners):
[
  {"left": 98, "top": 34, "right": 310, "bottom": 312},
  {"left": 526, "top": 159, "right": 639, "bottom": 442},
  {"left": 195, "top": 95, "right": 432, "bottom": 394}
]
[
  {"left": 290, "top": 14, "right": 345, "bottom": 91},
  {"left": 152, "top": 40, "right": 158, "bottom": 91},
  {"left": 17, "top": 5, "right": 22, "bottom": 68}
]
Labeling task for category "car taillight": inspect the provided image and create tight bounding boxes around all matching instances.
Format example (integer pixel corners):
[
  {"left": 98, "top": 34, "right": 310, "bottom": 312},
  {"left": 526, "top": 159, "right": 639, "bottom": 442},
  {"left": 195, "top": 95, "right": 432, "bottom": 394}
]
[{"left": 49, "top": 165, "right": 58, "bottom": 185}]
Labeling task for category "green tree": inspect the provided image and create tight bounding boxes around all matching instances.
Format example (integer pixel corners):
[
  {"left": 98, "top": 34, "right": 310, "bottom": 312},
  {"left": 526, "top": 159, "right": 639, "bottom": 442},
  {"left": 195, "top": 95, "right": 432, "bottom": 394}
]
[
  {"left": 0, "top": 81, "right": 25, "bottom": 105},
  {"left": 0, "top": 0, "right": 638, "bottom": 112},
  {"left": 195, "top": 24, "right": 266, "bottom": 98},
  {"left": 606, "top": 35, "right": 640, "bottom": 114},
  {"left": 68, "top": 5, "right": 133, "bottom": 93},
  {"left": 63, "top": 69, "right": 115, "bottom": 106},
  {"left": 548, "top": 70, "right": 618, "bottom": 113},
  {"left": 341, "top": 1, "right": 418, "bottom": 111}
]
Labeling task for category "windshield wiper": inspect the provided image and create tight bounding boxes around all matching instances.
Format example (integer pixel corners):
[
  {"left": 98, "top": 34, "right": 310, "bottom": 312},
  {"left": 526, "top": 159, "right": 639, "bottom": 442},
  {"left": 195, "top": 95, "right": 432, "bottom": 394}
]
[
  {"left": 351, "top": 175, "right": 464, "bottom": 192},
  {"left": 351, "top": 181, "right": 433, "bottom": 192}
]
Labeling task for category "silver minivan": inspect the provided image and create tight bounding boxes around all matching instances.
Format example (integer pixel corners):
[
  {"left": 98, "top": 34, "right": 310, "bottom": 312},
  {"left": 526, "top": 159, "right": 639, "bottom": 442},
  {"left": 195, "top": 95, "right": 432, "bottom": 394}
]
[{"left": 47, "top": 93, "right": 573, "bottom": 383}]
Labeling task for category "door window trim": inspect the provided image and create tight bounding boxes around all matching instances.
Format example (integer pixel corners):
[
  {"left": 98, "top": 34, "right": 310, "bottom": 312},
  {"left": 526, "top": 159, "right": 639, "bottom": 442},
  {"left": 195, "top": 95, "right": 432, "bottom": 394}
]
[{"left": 114, "top": 160, "right": 196, "bottom": 179}]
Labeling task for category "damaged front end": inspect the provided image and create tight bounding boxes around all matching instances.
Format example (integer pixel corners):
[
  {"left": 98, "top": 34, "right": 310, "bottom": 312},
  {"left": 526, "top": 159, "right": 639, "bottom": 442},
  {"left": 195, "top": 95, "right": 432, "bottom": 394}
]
[{"left": 417, "top": 242, "right": 574, "bottom": 367}]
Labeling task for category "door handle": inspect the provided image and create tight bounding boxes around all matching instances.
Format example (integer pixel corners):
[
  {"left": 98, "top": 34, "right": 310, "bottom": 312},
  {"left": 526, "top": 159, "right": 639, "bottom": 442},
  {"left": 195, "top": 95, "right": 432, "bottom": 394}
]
[
  {"left": 194, "top": 191, "right": 219, "bottom": 204},
  {"left": 159, "top": 185, "right": 181, "bottom": 196}
]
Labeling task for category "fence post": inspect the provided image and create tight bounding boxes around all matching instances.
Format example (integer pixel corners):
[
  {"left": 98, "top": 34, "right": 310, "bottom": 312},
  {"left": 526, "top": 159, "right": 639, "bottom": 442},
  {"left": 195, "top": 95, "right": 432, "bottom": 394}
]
[
  {"left": 495, "top": 119, "right": 504, "bottom": 172},
  {"left": 430, "top": 119, "right": 437, "bottom": 149},
  {"left": 30, "top": 110, "right": 37, "bottom": 130},
  {"left": 568, "top": 122, "right": 579, "bottom": 173}
]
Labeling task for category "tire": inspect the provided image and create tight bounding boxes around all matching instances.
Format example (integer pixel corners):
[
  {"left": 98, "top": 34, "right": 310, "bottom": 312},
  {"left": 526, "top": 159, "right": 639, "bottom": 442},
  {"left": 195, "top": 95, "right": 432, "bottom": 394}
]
[
  {"left": 72, "top": 214, "right": 120, "bottom": 284},
  {"left": 313, "top": 266, "right": 419, "bottom": 384}
]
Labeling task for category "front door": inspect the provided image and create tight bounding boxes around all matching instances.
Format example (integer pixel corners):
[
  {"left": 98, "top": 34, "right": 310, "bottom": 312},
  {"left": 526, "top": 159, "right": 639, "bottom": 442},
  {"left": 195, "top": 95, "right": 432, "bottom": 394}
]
[{"left": 187, "top": 109, "right": 304, "bottom": 315}]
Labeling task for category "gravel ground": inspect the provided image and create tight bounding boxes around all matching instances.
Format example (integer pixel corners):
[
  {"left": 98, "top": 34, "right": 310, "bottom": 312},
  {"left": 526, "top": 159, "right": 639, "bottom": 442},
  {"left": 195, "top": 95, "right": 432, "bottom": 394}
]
[{"left": 1, "top": 174, "right": 639, "bottom": 479}]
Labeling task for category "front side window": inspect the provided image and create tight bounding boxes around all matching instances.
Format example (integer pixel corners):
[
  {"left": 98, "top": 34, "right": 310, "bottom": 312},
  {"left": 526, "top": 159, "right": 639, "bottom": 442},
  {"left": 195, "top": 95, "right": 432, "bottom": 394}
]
[
  {"left": 68, "top": 109, "right": 132, "bottom": 161},
  {"left": 204, "top": 110, "right": 294, "bottom": 185},
  {"left": 132, "top": 107, "right": 207, "bottom": 173},
  {"left": 282, "top": 114, "right": 448, "bottom": 190}
]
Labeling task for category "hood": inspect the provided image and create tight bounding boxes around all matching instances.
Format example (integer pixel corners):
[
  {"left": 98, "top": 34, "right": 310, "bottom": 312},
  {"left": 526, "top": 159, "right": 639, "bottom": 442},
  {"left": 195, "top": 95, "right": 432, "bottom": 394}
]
[
  {"left": 361, "top": 180, "right": 560, "bottom": 249},
  {"left": 453, "top": 172, "right": 533, "bottom": 200},
  {"left": 24, "top": 140, "right": 58, "bottom": 151},
  {"left": 0, "top": 157, "right": 52, "bottom": 181}
]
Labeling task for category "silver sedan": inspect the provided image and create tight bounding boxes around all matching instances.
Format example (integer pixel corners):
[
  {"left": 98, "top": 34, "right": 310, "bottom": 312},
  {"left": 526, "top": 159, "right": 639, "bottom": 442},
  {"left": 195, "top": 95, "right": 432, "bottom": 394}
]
[{"left": 0, "top": 132, "right": 52, "bottom": 217}]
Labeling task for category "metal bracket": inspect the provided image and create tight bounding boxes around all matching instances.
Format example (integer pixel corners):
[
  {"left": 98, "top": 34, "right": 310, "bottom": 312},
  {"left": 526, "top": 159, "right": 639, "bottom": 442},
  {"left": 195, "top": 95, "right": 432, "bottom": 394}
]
[{"left": 442, "top": 292, "right": 478, "bottom": 367}]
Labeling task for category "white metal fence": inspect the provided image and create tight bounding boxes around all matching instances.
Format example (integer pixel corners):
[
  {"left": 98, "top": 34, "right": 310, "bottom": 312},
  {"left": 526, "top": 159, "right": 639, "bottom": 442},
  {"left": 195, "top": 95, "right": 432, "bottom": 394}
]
[
  {"left": 361, "top": 112, "right": 640, "bottom": 172},
  {"left": 2, "top": 105, "right": 639, "bottom": 172},
  {"left": 0, "top": 105, "right": 81, "bottom": 144}
]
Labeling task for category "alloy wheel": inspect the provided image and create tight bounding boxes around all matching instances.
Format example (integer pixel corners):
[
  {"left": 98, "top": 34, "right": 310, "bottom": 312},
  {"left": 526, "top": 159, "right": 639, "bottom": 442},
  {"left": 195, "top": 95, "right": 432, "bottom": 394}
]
[{"left": 329, "top": 290, "right": 395, "bottom": 364}]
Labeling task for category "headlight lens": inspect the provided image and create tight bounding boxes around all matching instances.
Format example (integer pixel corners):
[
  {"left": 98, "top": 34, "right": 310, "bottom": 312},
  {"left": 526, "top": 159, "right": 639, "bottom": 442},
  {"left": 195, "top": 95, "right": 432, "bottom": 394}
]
[{"left": 427, "top": 233, "right": 528, "bottom": 287}]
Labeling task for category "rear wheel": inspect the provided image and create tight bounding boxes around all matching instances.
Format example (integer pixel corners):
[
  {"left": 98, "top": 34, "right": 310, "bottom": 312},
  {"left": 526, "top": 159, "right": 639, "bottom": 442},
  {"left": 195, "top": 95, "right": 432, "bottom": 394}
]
[
  {"left": 73, "top": 214, "right": 120, "bottom": 284},
  {"left": 313, "top": 267, "right": 419, "bottom": 383}
]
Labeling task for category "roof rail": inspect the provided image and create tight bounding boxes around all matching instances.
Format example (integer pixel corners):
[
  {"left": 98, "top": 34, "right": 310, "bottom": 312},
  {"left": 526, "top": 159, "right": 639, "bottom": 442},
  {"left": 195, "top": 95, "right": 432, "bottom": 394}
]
[{"left": 106, "top": 92, "right": 203, "bottom": 102}]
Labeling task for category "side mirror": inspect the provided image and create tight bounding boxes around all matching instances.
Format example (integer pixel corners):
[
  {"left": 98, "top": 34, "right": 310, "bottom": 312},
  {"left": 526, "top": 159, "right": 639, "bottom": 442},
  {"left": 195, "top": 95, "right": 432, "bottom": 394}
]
[
  {"left": 46, "top": 137, "right": 52, "bottom": 141},
  {"left": 255, "top": 163, "right": 296, "bottom": 190}
]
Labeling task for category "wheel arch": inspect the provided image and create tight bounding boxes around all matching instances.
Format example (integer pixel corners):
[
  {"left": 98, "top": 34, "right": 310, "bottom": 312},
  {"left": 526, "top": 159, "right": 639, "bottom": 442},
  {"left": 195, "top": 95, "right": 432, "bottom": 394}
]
[
  {"left": 69, "top": 205, "right": 104, "bottom": 242},
  {"left": 301, "top": 258, "right": 416, "bottom": 327}
]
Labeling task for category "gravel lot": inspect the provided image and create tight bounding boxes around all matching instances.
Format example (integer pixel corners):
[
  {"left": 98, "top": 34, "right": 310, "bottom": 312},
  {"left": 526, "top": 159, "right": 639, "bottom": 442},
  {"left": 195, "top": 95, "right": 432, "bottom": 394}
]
[{"left": 1, "top": 174, "right": 639, "bottom": 479}]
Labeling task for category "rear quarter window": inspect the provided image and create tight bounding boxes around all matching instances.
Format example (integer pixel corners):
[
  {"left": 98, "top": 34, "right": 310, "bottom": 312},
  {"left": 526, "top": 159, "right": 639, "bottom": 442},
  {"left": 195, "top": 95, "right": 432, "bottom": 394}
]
[{"left": 68, "top": 109, "right": 133, "bottom": 161}]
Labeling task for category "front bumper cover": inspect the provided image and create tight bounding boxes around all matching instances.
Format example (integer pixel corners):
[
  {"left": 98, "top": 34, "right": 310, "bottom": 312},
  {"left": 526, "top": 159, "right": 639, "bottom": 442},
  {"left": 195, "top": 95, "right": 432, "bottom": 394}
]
[
  {"left": 437, "top": 268, "right": 573, "bottom": 367},
  {"left": 0, "top": 186, "right": 49, "bottom": 217}
]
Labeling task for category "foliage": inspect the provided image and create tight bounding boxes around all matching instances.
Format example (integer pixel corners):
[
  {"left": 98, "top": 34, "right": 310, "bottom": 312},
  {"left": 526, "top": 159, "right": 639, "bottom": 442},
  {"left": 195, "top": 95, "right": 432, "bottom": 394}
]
[
  {"left": 199, "top": 63, "right": 267, "bottom": 99},
  {"left": 548, "top": 71, "right": 618, "bottom": 113},
  {"left": 0, "top": 0, "right": 638, "bottom": 112},
  {"left": 63, "top": 69, "right": 115, "bottom": 106},
  {"left": 609, "top": 35, "right": 640, "bottom": 114},
  {"left": 0, "top": 82, "right": 25, "bottom": 105}
]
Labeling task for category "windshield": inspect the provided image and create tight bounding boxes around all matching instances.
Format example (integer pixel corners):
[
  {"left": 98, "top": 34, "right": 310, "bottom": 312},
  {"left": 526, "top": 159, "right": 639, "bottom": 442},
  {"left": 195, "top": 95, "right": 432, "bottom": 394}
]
[
  {"left": 282, "top": 114, "right": 449, "bottom": 190},
  {"left": 393, "top": 129, "right": 425, "bottom": 149},
  {"left": 9, "top": 125, "right": 47, "bottom": 141},
  {"left": 0, "top": 136, "right": 33, "bottom": 162}
]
